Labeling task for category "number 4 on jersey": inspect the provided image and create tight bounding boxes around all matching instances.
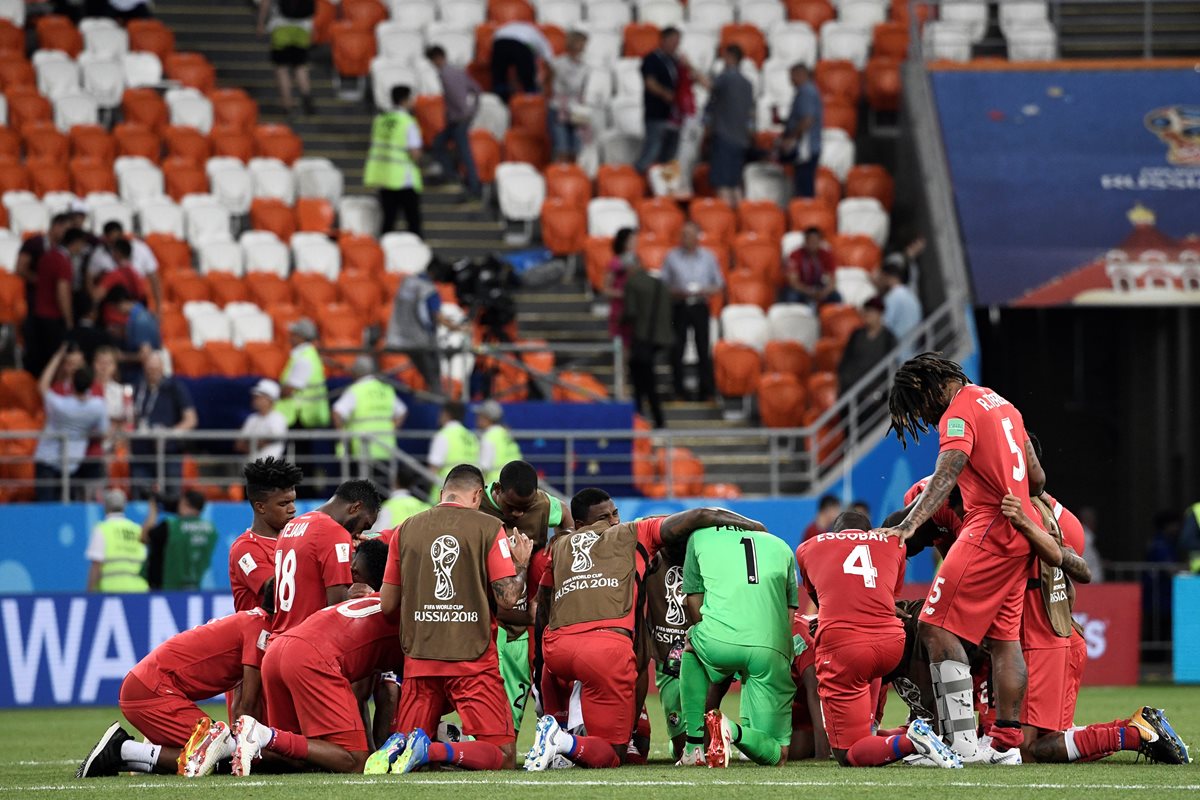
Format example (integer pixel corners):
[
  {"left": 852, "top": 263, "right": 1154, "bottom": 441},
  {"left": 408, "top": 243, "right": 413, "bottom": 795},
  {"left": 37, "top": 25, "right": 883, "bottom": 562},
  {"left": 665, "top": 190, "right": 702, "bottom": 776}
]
[{"left": 842, "top": 544, "right": 878, "bottom": 588}]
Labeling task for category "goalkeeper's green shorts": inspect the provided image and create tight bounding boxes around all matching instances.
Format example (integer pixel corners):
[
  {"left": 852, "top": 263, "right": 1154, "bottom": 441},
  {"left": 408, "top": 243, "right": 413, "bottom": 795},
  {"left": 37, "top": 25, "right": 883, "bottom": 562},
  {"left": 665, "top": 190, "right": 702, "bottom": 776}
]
[
  {"left": 655, "top": 665, "right": 685, "bottom": 739},
  {"left": 689, "top": 625, "right": 793, "bottom": 745},
  {"left": 497, "top": 628, "right": 532, "bottom": 732}
]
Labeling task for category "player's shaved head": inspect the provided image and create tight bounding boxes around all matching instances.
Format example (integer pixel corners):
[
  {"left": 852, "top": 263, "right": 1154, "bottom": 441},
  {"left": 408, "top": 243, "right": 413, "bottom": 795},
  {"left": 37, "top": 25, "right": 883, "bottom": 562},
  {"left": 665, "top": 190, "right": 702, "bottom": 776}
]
[
  {"left": 571, "top": 487, "right": 618, "bottom": 527},
  {"left": 352, "top": 538, "right": 389, "bottom": 590},
  {"left": 498, "top": 460, "right": 539, "bottom": 498},
  {"left": 831, "top": 510, "right": 872, "bottom": 532},
  {"left": 887, "top": 352, "right": 970, "bottom": 447}
]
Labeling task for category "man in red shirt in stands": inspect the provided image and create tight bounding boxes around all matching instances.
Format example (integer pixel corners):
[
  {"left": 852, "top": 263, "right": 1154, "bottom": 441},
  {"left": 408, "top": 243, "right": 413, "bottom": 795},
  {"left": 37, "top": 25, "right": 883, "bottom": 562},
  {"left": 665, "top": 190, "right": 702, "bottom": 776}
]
[
  {"left": 800, "top": 494, "right": 841, "bottom": 544},
  {"left": 28, "top": 228, "right": 90, "bottom": 376},
  {"left": 229, "top": 457, "right": 303, "bottom": 612},
  {"left": 782, "top": 227, "right": 840, "bottom": 307}
]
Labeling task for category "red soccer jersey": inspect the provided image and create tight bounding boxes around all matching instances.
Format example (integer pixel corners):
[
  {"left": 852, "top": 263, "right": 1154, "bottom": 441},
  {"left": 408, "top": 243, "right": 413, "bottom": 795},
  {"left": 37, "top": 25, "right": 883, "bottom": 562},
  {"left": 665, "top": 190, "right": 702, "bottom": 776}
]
[
  {"left": 271, "top": 511, "right": 354, "bottom": 635},
  {"left": 795, "top": 529, "right": 906, "bottom": 645},
  {"left": 132, "top": 609, "right": 270, "bottom": 700},
  {"left": 1043, "top": 492, "right": 1085, "bottom": 555},
  {"left": 1021, "top": 492, "right": 1085, "bottom": 650},
  {"left": 938, "top": 384, "right": 1036, "bottom": 557},
  {"left": 541, "top": 517, "right": 664, "bottom": 636},
  {"left": 275, "top": 594, "right": 405, "bottom": 682},
  {"left": 904, "top": 477, "right": 963, "bottom": 554},
  {"left": 229, "top": 530, "right": 278, "bottom": 612}
]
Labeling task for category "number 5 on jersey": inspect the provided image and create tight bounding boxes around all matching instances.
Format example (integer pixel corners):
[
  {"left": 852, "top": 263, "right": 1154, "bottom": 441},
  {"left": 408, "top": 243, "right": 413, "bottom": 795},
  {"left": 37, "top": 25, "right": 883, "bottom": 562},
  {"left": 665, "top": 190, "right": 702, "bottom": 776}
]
[{"left": 841, "top": 544, "right": 878, "bottom": 588}]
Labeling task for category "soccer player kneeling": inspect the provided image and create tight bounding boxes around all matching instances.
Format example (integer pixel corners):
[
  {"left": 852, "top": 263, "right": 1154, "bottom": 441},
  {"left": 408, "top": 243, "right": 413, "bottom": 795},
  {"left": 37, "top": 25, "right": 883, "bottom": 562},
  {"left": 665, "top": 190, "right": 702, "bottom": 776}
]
[{"left": 795, "top": 511, "right": 961, "bottom": 769}]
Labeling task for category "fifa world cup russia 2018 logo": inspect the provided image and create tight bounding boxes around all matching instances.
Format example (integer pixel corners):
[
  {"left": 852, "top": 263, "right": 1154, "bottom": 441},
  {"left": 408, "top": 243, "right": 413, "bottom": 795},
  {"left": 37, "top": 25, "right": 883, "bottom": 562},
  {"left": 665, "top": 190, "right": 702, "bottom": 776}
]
[
  {"left": 431, "top": 535, "right": 460, "bottom": 600},
  {"left": 1145, "top": 106, "right": 1200, "bottom": 165},
  {"left": 664, "top": 566, "right": 686, "bottom": 626},
  {"left": 570, "top": 531, "right": 600, "bottom": 573}
]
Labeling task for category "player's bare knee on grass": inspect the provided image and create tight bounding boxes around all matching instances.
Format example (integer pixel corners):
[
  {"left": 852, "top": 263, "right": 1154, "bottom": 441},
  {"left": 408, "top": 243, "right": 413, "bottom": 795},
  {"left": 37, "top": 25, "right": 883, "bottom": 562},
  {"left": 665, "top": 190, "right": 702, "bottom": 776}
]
[{"left": 499, "top": 742, "right": 517, "bottom": 769}]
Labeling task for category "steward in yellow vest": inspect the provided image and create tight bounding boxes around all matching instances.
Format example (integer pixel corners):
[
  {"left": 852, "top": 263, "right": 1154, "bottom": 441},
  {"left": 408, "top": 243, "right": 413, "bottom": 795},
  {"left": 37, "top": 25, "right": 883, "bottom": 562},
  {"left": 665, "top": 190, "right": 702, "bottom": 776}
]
[
  {"left": 477, "top": 400, "right": 522, "bottom": 486},
  {"left": 278, "top": 318, "right": 330, "bottom": 430},
  {"left": 426, "top": 401, "right": 480, "bottom": 502},
  {"left": 364, "top": 84, "right": 424, "bottom": 237},
  {"left": 86, "top": 489, "right": 149, "bottom": 593}
]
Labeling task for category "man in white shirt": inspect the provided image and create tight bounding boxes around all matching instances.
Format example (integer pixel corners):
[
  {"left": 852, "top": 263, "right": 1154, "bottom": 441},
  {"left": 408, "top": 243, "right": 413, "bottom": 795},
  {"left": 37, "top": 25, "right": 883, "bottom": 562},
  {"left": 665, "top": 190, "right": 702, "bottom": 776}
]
[
  {"left": 237, "top": 379, "right": 289, "bottom": 462},
  {"left": 490, "top": 21, "right": 555, "bottom": 102},
  {"left": 877, "top": 255, "right": 923, "bottom": 353},
  {"left": 88, "top": 222, "right": 162, "bottom": 312}
]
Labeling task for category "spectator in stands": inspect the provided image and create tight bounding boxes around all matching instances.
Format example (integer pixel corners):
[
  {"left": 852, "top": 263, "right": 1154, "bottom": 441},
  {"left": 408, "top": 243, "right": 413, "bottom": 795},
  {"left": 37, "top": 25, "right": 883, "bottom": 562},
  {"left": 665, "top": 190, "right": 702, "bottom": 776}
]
[
  {"left": 661, "top": 221, "right": 723, "bottom": 402},
  {"left": 549, "top": 31, "right": 590, "bottom": 162},
  {"left": 836, "top": 296, "right": 895, "bottom": 395},
  {"left": 91, "top": 239, "right": 148, "bottom": 310},
  {"left": 257, "top": 0, "right": 316, "bottom": 117},
  {"left": 620, "top": 241, "right": 673, "bottom": 429},
  {"left": 780, "top": 64, "right": 822, "bottom": 199},
  {"left": 782, "top": 227, "right": 840, "bottom": 307},
  {"left": 386, "top": 265, "right": 446, "bottom": 393},
  {"left": 605, "top": 228, "right": 637, "bottom": 349},
  {"left": 141, "top": 490, "right": 218, "bottom": 591},
  {"left": 92, "top": 346, "right": 129, "bottom": 431},
  {"left": 130, "top": 351, "right": 198, "bottom": 497},
  {"left": 333, "top": 356, "right": 407, "bottom": 486},
  {"left": 365, "top": 85, "right": 424, "bottom": 238},
  {"left": 102, "top": 285, "right": 162, "bottom": 383},
  {"left": 29, "top": 228, "right": 91, "bottom": 378},
  {"left": 851, "top": 499, "right": 871, "bottom": 526},
  {"left": 426, "top": 45, "right": 483, "bottom": 200},
  {"left": 236, "top": 379, "right": 289, "bottom": 462},
  {"left": 477, "top": 399, "right": 522, "bottom": 486},
  {"left": 802, "top": 494, "right": 842, "bottom": 541},
  {"left": 51, "top": 344, "right": 87, "bottom": 396},
  {"left": 877, "top": 254, "right": 923, "bottom": 344},
  {"left": 50, "top": 344, "right": 108, "bottom": 490},
  {"left": 705, "top": 45, "right": 755, "bottom": 208},
  {"left": 490, "top": 21, "right": 556, "bottom": 103},
  {"left": 34, "top": 343, "right": 108, "bottom": 502},
  {"left": 88, "top": 222, "right": 162, "bottom": 313},
  {"left": 636, "top": 27, "right": 683, "bottom": 174},
  {"left": 85, "top": 489, "right": 148, "bottom": 593},
  {"left": 16, "top": 213, "right": 70, "bottom": 365},
  {"left": 427, "top": 401, "right": 480, "bottom": 499},
  {"left": 374, "top": 462, "right": 431, "bottom": 531}
]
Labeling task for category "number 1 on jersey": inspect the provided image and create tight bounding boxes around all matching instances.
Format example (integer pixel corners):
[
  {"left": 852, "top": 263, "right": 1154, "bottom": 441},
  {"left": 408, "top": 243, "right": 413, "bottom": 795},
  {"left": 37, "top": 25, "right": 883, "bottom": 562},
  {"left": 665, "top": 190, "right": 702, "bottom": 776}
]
[
  {"left": 740, "top": 537, "right": 759, "bottom": 584},
  {"left": 842, "top": 544, "right": 878, "bottom": 588}
]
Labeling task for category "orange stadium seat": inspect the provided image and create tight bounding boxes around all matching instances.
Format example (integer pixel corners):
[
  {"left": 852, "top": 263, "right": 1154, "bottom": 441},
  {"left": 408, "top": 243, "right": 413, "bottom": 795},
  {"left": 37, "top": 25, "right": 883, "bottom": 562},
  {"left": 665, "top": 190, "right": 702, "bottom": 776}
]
[
  {"left": 544, "top": 163, "right": 591, "bottom": 211},
  {"left": 254, "top": 124, "right": 304, "bottom": 164},
  {"left": 703, "top": 483, "right": 743, "bottom": 500},
  {"left": 637, "top": 198, "right": 685, "bottom": 243},
  {"left": 816, "top": 60, "right": 861, "bottom": 104},
  {"left": 245, "top": 273, "right": 293, "bottom": 307},
  {"left": 764, "top": 340, "right": 812, "bottom": 381},
  {"left": 658, "top": 447, "right": 705, "bottom": 497},
  {"left": 720, "top": 24, "right": 767, "bottom": 66},
  {"left": 0, "top": 57, "right": 34, "bottom": 91},
  {"left": 510, "top": 94, "right": 548, "bottom": 140},
  {"left": 820, "top": 305, "right": 862, "bottom": 343},
  {"left": 23, "top": 123, "right": 69, "bottom": 162},
  {"left": 726, "top": 273, "right": 774, "bottom": 310},
  {"left": 211, "top": 129, "right": 255, "bottom": 162},
  {"left": 704, "top": 241, "right": 731, "bottom": 280},
  {"left": 787, "top": 0, "right": 835, "bottom": 28},
  {"left": 331, "top": 22, "right": 376, "bottom": 78},
  {"left": 163, "top": 157, "right": 208, "bottom": 201},
  {"left": 204, "top": 342, "right": 250, "bottom": 377},
  {"left": 788, "top": 198, "right": 836, "bottom": 237},
  {"left": 634, "top": 231, "right": 672, "bottom": 271},
  {"left": 206, "top": 272, "right": 250, "bottom": 305},
  {"left": 891, "top": 0, "right": 933, "bottom": 25},
  {"left": 502, "top": 129, "right": 548, "bottom": 169},
  {"left": 689, "top": 198, "right": 736, "bottom": 245},
  {"left": 831, "top": 234, "right": 882, "bottom": 271},
  {"left": 291, "top": 273, "right": 338, "bottom": 317},
  {"left": 474, "top": 22, "right": 498, "bottom": 65},
  {"left": 70, "top": 158, "right": 117, "bottom": 196},
  {"left": 489, "top": 359, "right": 530, "bottom": 402},
  {"left": 872, "top": 21, "right": 909, "bottom": 59},
  {"left": 271, "top": 303, "right": 303, "bottom": 343},
  {"left": 36, "top": 15, "right": 83, "bottom": 57},
  {"left": 865, "top": 57, "right": 901, "bottom": 112},
  {"left": 807, "top": 370, "right": 838, "bottom": 411},
  {"left": 167, "top": 340, "right": 209, "bottom": 378},
  {"left": 165, "top": 271, "right": 211, "bottom": 304},
  {"left": 296, "top": 198, "right": 335, "bottom": 234},
  {"left": 0, "top": 274, "right": 26, "bottom": 324},
  {"left": 7, "top": 89, "right": 52, "bottom": 131},
  {"left": 596, "top": 164, "right": 645, "bottom": 207},
  {"left": 28, "top": 160, "right": 70, "bottom": 196},
  {"left": 323, "top": 334, "right": 360, "bottom": 375},
  {"left": 70, "top": 125, "right": 117, "bottom": 164},
  {"left": 846, "top": 164, "right": 895, "bottom": 211},
  {"left": 733, "top": 232, "right": 782, "bottom": 285},
  {"left": 489, "top": 0, "right": 535, "bottom": 23},
  {"left": 251, "top": 198, "right": 297, "bottom": 241},
  {"left": 812, "top": 337, "right": 844, "bottom": 373},
  {"left": 337, "top": 271, "right": 382, "bottom": 317},
  {"left": 244, "top": 342, "right": 288, "bottom": 378},
  {"left": 209, "top": 89, "right": 259, "bottom": 134},
  {"left": 164, "top": 52, "right": 216, "bottom": 93},
  {"left": 312, "top": 0, "right": 336, "bottom": 44},
  {"left": 159, "top": 308, "right": 188, "bottom": 340},
  {"left": 145, "top": 234, "right": 191, "bottom": 272},
  {"left": 553, "top": 371, "right": 609, "bottom": 402},
  {"left": 0, "top": 162, "right": 30, "bottom": 195},
  {"left": 584, "top": 235, "right": 612, "bottom": 293},
  {"left": 540, "top": 198, "right": 586, "bottom": 257},
  {"left": 164, "top": 125, "right": 212, "bottom": 167},
  {"left": 823, "top": 97, "right": 858, "bottom": 137},
  {"left": 128, "top": 19, "right": 176, "bottom": 61},
  {"left": 114, "top": 122, "right": 162, "bottom": 160},
  {"left": 343, "top": 0, "right": 389, "bottom": 29},
  {"left": 758, "top": 372, "right": 807, "bottom": 427},
  {"left": 0, "top": 370, "right": 41, "bottom": 420},
  {"left": 460, "top": 131, "right": 498, "bottom": 186},
  {"left": 737, "top": 199, "right": 786, "bottom": 241},
  {"left": 122, "top": 89, "right": 169, "bottom": 134},
  {"left": 0, "top": 20, "right": 22, "bottom": 55},
  {"left": 412, "top": 95, "right": 445, "bottom": 149},
  {"left": 714, "top": 340, "right": 763, "bottom": 398},
  {"left": 816, "top": 166, "right": 842, "bottom": 209},
  {"left": 0, "top": 128, "right": 19, "bottom": 160},
  {"left": 623, "top": 23, "right": 660, "bottom": 58},
  {"left": 691, "top": 162, "right": 713, "bottom": 198},
  {"left": 339, "top": 234, "right": 385, "bottom": 275},
  {"left": 540, "top": 24, "right": 567, "bottom": 55}
]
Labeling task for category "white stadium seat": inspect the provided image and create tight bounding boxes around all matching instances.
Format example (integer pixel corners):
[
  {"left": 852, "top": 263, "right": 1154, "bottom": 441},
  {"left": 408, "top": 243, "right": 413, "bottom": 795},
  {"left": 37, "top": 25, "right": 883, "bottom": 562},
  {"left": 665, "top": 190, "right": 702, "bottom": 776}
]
[
  {"left": 999, "top": 0, "right": 1048, "bottom": 35},
  {"left": 586, "top": 0, "right": 632, "bottom": 32},
  {"left": 166, "top": 87, "right": 213, "bottom": 133},
  {"left": 838, "top": 0, "right": 887, "bottom": 31},
  {"left": 587, "top": 197, "right": 637, "bottom": 237},
  {"left": 423, "top": 23, "right": 474, "bottom": 65},
  {"left": 835, "top": 266, "right": 877, "bottom": 307},
  {"left": 291, "top": 232, "right": 341, "bottom": 280},
  {"left": 922, "top": 21, "right": 972, "bottom": 62},
  {"left": 441, "top": 0, "right": 487, "bottom": 28},
  {"left": 188, "top": 309, "right": 233, "bottom": 346},
  {"left": 766, "top": 303, "right": 819, "bottom": 349},
  {"left": 116, "top": 159, "right": 165, "bottom": 206},
  {"left": 80, "top": 56, "right": 125, "bottom": 109},
  {"left": 780, "top": 230, "right": 806, "bottom": 260},
  {"left": 370, "top": 57, "right": 418, "bottom": 112},
  {"left": 743, "top": 163, "right": 789, "bottom": 206},
  {"left": 677, "top": 26, "right": 719, "bottom": 74},
  {"left": 738, "top": 0, "right": 785, "bottom": 29},
  {"left": 248, "top": 157, "right": 297, "bottom": 205},
  {"left": 538, "top": 0, "right": 583, "bottom": 28},
  {"left": 375, "top": 22, "right": 425, "bottom": 63},
  {"left": 837, "top": 197, "right": 889, "bottom": 247},
  {"left": 638, "top": 0, "right": 685, "bottom": 28},
  {"left": 41, "top": 191, "right": 78, "bottom": 218},
  {"left": 598, "top": 130, "right": 641, "bottom": 165},
  {"left": 0, "top": 0, "right": 26, "bottom": 26},
  {"left": 496, "top": 162, "right": 547, "bottom": 223},
  {"left": 768, "top": 22, "right": 818, "bottom": 68},
  {"left": 294, "top": 157, "right": 345, "bottom": 204},
  {"left": 388, "top": 0, "right": 436, "bottom": 29},
  {"left": 183, "top": 196, "right": 233, "bottom": 244},
  {"left": 199, "top": 240, "right": 246, "bottom": 276},
  {"left": 470, "top": 92, "right": 511, "bottom": 140},
  {"left": 1006, "top": 21, "right": 1058, "bottom": 60},
  {"left": 231, "top": 310, "right": 275, "bottom": 346},
  {"left": 613, "top": 57, "right": 644, "bottom": 98},
  {"left": 54, "top": 92, "right": 99, "bottom": 132},
  {"left": 583, "top": 67, "right": 614, "bottom": 105},
  {"left": 609, "top": 96, "right": 645, "bottom": 138},
  {"left": 819, "top": 128, "right": 856, "bottom": 182},
  {"left": 820, "top": 21, "right": 870, "bottom": 69},
  {"left": 84, "top": 25, "right": 129, "bottom": 57},
  {"left": 6, "top": 197, "right": 49, "bottom": 238},
  {"left": 88, "top": 200, "right": 133, "bottom": 235},
  {"left": 761, "top": 57, "right": 794, "bottom": 104},
  {"left": 123, "top": 52, "right": 163, "bottom": 87},
  {"left": 242, "top": 235, "right": 291, "bottom": 279},
  {"left": 686, "top": 0, "right": 734, "bottom": 32},
  {"left": 581, "top": 30, "right": 622, "bottom": 68},
  {"left": 138, "top": 199, "right": 185, "bottom": 239},
  {"left": 940, "top": 0, "right": 988, "bottom": 43},
  {"left": 0, "top": 95, "right": 6, "bottom": 126},
  {"left": 338, "top": 195, "right": 383, "bottom": 238},
  {"left": 182, "top": 300, "right": 221, "bottom": 320},
  {"left": 0, "top": 231, "right": 21, "bottom": 272},
  {"left": 36, "top": 57, "right": 80, "bottom": 100},
  {"left": 381, "top": 231, "right": 433, "bottom": 275},
  {"left": 720, "top": 304, "right": 769, "bottom": 352}
]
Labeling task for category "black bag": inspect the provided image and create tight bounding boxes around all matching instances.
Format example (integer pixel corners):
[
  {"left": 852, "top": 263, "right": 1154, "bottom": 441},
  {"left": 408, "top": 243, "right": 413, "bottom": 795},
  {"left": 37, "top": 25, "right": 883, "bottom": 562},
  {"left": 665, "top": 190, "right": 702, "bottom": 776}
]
[{"left": 278, "top": 0, "right": 315, "bottom": 19}]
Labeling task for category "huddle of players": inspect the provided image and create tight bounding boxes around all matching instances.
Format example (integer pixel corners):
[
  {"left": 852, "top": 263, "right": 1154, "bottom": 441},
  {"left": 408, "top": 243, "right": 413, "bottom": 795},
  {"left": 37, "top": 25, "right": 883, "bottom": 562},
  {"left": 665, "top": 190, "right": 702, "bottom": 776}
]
[{"left": 76, "top": 353, "right": 1190, "bottom": 778}]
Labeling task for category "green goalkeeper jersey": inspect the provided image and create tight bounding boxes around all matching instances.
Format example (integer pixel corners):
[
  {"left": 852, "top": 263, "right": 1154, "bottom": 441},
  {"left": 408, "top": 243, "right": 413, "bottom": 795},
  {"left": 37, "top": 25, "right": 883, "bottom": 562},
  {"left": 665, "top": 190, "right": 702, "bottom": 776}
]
[{"left": 682, "top": 526, "right": 799, "bottom": 659}]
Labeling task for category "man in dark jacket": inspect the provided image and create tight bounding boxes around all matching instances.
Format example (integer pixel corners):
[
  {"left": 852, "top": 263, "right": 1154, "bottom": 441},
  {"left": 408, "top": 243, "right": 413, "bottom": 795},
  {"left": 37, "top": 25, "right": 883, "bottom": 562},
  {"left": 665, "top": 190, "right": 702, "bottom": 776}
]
[{"left": 622, "top": 259, "right": 672, "bottom": 428}]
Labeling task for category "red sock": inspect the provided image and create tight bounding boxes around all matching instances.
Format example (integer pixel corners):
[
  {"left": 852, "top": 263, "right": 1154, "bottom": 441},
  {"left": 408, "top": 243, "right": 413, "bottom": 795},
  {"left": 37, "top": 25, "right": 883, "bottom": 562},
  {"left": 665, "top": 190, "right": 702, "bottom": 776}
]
[
  {"left": 567, "top": 735, "right": 620, "bottom": 769},
  {"left": 1072, "top": 724, "right": 1141, "bottom": 759},
  {"left": 876, "top": 726, "right": 908, "bottom": 737},
  {"left": 264, "top": 728, "right": 309, "bottom": 760},
  {"left": 427, "top": 742, "right": 505, "bottom": 771},
  {"left": 847, "top": 734, "right": 916, "bottom": 767},
  {"left": 985, "top": 723, "right": 1024, "bottom": 751}
]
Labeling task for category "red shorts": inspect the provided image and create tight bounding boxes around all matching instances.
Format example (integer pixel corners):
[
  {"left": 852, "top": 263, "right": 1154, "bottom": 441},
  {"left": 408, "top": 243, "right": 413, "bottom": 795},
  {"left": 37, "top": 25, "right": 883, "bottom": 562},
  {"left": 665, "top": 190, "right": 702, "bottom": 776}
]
[
  {"left": 541, "top": 629, "right": 636, "bottom": 746},
  {"left": 922, "top": 541, "right": 1028, "bottom": 644},
  {"left": 1020, "top": 645, "right": 1072, "bottom": 731},
  {"left": 1063, "top": 631, "right": 1087, "bottom": 724},
  {"left": 396, "top": 669, "right": 515, "bottom": 745},
  {"left": 261, "top": 636, "right": 366, "bottom": 752},
  {"left": 814, "top": 631, "right": 904, "bottom": 751},
  {"left": 119, "top": 672, "right": 208, "bottom": 747}
]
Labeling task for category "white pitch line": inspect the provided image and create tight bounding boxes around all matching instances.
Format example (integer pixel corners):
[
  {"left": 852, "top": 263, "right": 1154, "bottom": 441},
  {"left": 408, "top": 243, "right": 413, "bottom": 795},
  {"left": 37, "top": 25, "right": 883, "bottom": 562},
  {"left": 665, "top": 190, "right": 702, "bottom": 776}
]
[{"left": 11, "top": 761, "right": 77, "bottom": 766}]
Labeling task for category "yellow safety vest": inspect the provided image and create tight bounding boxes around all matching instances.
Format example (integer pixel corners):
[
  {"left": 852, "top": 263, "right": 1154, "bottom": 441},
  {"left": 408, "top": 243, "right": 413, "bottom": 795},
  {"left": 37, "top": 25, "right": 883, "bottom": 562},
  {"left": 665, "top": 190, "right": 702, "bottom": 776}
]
[
  {"left": 278, "top": 343, "right": 330, "bottom": 429},
  {"left": 1190, "top": 502, "right": 1200, "bottom": 574},
  {"left": 380, "top": 492, "right": 431, "bottom": 529},
  {"left": 364, "top": 111, "right": 424, "bottom": 192},
  {"left": 97, "top": 517, "right": 149, "bottom": 593},
  {"left": 342, "top": 377, "right": 399, "bottom": 460},
  {"left": 482, "top": 424, "right": 523, "bottom": 486},
  {"left": 430, "top": 421, "right": 481, "bottom": 502}
]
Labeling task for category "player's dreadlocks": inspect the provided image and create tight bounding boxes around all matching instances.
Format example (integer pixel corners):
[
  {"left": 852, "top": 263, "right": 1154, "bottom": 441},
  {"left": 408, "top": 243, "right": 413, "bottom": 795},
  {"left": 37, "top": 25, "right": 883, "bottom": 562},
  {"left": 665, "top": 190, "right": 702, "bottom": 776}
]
[
  {"left": 888, "top": 353, "right": 969, "bottom": 448},
  {"left": 243, "top": 457, "right": 304, "bottom": 503}
]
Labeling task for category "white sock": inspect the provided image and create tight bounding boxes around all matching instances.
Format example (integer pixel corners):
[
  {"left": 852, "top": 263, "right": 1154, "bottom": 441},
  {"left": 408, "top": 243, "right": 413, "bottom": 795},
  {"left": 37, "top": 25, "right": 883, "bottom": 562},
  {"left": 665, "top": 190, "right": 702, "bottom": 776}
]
[
  {"left": 930, "top": 660, "right": 979, "bottom": 757},
  {"left": 120, "top": 740, "right": 161, "bottom": 773},
  {"left": 1063, "top": 729, "right": 1082, "bottom": 761}
]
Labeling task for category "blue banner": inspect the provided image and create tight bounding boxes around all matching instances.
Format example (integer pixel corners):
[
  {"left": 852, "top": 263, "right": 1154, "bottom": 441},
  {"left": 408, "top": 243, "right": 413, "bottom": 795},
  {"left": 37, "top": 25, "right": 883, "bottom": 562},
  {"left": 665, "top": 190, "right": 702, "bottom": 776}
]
[
  {"left": 1173, "top": 575, "right": 1200, "bottom": 684},
  {"left": 932, "top": 65, "right": 1200, "bottom": 306}
]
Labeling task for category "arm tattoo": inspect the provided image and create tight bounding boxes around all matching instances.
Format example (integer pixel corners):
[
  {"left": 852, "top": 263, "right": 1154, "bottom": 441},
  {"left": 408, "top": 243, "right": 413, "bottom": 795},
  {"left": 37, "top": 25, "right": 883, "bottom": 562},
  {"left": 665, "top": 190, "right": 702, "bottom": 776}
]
[
  {"left": 492, "top": 571, "right": 528, "bottom": 610},
  {"left": 902, "top": 450, "right": 968, "bottom": 531},
  {"left": 1059, "top": 549, "right": 1091, "bottom": 584}
]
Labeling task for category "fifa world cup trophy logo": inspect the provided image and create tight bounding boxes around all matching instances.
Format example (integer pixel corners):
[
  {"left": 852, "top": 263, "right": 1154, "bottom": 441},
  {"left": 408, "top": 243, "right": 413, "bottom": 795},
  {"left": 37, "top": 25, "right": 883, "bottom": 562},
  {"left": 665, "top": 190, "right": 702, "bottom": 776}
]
[
  {"left": 1144, "top": 106, "right": 1200, "bottom": 165},
  {"left": 570, "top": 531, "right": 600, "bottom": 573},
  {"left": 430, "top": 535, "right": 460, "bottom": 600},
  {"left": 664, "top": 566, "right": 685, "bottom": 626}
]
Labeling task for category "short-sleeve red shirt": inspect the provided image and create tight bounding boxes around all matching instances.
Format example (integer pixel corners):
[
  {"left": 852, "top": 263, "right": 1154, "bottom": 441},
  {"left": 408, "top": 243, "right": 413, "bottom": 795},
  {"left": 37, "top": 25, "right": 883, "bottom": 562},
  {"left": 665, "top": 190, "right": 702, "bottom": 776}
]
[
  {"left": 34, "top": 249, "right": 72, "bottom": 319},
  {"left": 795, "top": 529, "right": 906, "bottom": 645},
  {"left": 1043, "top": 492, "right": 1085, "bottom": 555},
  {"left": 270, "top": 511, "right": 354, "bottom": 635},
  {"left": 275, "top": 595, "right": 405, "bottom": 682},
  {"left": 132, "top": 609, "right": 270, "bottom": 700},
  {"left": 1021, "top": 491, "right": 1084, "bottom": 650},
  {"left": 904, "top": 477, "right": 963, "bottom": 554},
  {"left": 229, "top": 530, "right": 278, "bottom": 612}
]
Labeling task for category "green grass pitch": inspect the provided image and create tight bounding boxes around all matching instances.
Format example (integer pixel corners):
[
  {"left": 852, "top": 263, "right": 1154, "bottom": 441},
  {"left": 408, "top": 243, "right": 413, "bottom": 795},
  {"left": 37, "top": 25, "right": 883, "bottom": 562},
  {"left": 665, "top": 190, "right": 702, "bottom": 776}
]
[{"left": 2, "top": 685, "right": 1196, "bottom": 799}]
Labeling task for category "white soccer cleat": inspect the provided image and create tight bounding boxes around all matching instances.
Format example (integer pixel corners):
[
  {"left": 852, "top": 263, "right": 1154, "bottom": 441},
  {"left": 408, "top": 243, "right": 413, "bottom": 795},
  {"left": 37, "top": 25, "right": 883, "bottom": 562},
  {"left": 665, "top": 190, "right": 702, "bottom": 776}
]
[
  {"left": 901, "top": 753, "right": 940, "bottom": 767},
  {"left": 962, "top": 736, "right": 1022, "bottom": 765},
  {"left": 906, "top": 718, "right": 962, "bottom": 769},
  {"left": 182, "top": 719, "right": 234, "bottom": 777},
  {"left": 524, "top": 715, "right": 564, "bottom": 772},
  {"left": 675, "top": 746, "right": 705, "bottom": 766},
  {"left": 231, "top": 715, "right": 265, "bottom": 776},
  {"left": 549, "top": 754, "right": 576, "bottom": 769},
  {"left": 704, "top": 709, "right": 732, "bottom": 769}
]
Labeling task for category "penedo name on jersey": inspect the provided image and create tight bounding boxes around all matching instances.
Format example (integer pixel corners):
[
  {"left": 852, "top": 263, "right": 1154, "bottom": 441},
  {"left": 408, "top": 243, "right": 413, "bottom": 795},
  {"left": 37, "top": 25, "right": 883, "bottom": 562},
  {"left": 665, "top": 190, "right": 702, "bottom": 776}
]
[
  {"left": 414, "top": 604, "right": 480, "bottom": 623},
  {"left": 974, "top": 391, "right": 1011, "bottom": 411}
]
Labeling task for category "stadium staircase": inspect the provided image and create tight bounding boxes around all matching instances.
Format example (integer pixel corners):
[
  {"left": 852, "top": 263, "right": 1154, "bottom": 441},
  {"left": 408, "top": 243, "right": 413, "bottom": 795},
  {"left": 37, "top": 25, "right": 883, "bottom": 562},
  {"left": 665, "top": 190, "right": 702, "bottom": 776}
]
[
  {"left": 157, "top": 0, "right": 511, "bottom": 260},
  {"left": 1055, "top": 0, "right": 1200, "bottom": 57}
]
